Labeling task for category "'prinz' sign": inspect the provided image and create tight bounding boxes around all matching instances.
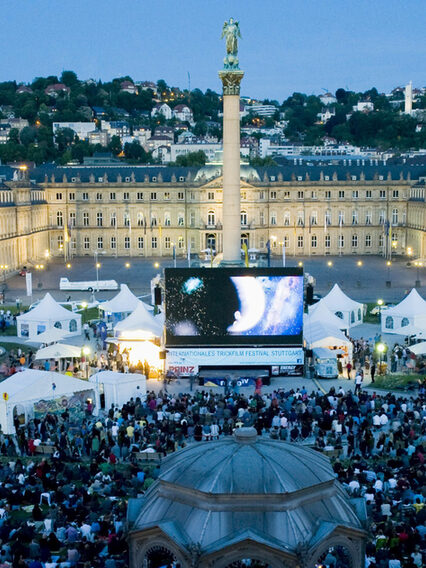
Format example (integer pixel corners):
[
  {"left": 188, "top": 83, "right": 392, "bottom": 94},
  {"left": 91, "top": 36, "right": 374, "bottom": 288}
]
[{"left": 168, "top": 365, "right": 198, "bottom": 376}]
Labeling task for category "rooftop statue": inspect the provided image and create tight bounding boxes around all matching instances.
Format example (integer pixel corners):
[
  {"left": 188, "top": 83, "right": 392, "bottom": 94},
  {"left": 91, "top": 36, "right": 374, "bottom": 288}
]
[{"left": 221, "top": 17, "right": 241, "bottom": 69}]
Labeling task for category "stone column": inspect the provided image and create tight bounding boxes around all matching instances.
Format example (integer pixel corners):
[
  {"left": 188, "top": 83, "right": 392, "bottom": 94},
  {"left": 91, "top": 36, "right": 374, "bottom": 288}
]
[{"left": 219, "top": 69, "right": 244, "bottom": 264}]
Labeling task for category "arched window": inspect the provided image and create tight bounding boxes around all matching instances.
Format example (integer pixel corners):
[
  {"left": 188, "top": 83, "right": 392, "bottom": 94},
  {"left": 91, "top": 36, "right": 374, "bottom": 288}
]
[
  {"left": 54, "top": 321, "right": 62, "bottom": 329},
  {"left": 164, "top": 212, "right": 171, "bottom": 226},
  {"left": 241, "top": 210, "right": 248, "bottom": 226},
  {"left": 284, "top": 211, "right": 290, "bottom": 226},
  {"left": 351, "top": 311, "right": 355, "bottom": 323},
  {"left": 401, "top": 317, "right": 409, "bottom": 327},
  {"left": 335, "top": 311, "right": 344, "bottom": 320},
  {"left": 207, "top": 210, "right": 215, "bottom": 226},
  {"left": 357, "top": 308, "right": 362, "bottom": 321},
  {"left": 385, "top": 316, "right": 394, "bottom": 329},
  {"left": 69, "top": 319, "right": 77, "bottom": 332}
]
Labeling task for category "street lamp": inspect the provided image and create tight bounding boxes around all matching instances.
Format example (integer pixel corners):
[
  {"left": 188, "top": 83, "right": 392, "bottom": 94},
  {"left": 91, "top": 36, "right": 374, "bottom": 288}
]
[
  {"left": 154, "top": 262, "right": 160, "bottom": 269},
  {"left": 376, "top": 342, "right": 385, "bottom": 374},
  {"left": 414, "top": 261, "right": 422, "bottom": 288},
  {"left": 0, "top": 265, "right": 8, "bottom": 283},
  {"left": 327, "top": 261, "right": 333, "bottom": 267},
  {"left": 125, "top": 262, "right": 131, "bottom": 268},
  {"left": 66, "top": 263, "right": 71, "bottom": 269},
  {"left": 298, "top": 261, "right": 303, "bottom": 267},
  {"left": 386, "top": 260, "right": 392, "bottom": 288},
  {"left": 82, "top": 346, "right": 91, "bottom": 379}
]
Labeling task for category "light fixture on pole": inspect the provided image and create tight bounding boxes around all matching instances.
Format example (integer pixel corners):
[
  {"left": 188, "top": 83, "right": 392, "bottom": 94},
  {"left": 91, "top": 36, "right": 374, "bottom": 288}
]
[
  {"left": 386, "top": 260, "right": 392, "bottom": 288},
  {"left": 414, "top": 261, "right": 422, "bottom": 288}
]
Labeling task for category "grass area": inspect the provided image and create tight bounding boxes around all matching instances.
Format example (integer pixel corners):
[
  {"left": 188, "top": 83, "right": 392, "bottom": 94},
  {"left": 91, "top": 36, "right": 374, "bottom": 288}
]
[
  {"left": 0, "top": 325, "right": 17, "bottom": 336},
  {"left": 364, "top": 302, "right": 381, "bottom": 324},
  {"left": 0, "top": 342, "right": 31, "bottom": 361},
  {"left": 367, "top": 373, "right": 421, "bottom": 391},
  {"left": 78, "top": 306, "right": 99, "bottom": 323}
]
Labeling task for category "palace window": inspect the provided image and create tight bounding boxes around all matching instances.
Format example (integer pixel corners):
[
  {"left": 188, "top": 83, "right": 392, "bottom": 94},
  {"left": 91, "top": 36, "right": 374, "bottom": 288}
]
[
  {"left": 110, "top": 192, "right": 116, "bottom": 200},
  {"left": 392, "top": 208, "right": 398, "bottom": 225},
  {"left": 365, "top": 210, "right": 372, "bottom": 225},
  {"left": 284, "top": 211, "right": 290, "bottom": 226},
  {"left": 138, "top": 237, "right": 144, "bottom": 249},
  {"left": 208, "top": 192, "right": 215, "bottom": 200},
  {"left": 96, "top": 212, "right": 103, "bottom": 227},
  {"left": 124, "top": 213, "right": 130, "bottom": 227},
  {"left": 297, "top": 235, "right": 304, "bottom": 248},
  {"left": 365, "top": 234, "right": 372, "bottom": 247},
  {"left": 207, "top": 210, "right": 215, "bottom": 226},
  {"left": 338, "top": 234, "right": 344, "bottom": 248},
  {"left": 110, "top": 213, "right": 116, "bottom": 227},
  {"left": 270, "top": 190, "right": 277, "bottom": 200},
  {"left": 123, "top": 192, "right": 130, "bottom": 201},
  {"left": 178, "top": 236, "right": 184, "bottom": 249},
  {"left": 270, "top": 212, "right": 277, "bottom": 225},
  {"left": 97, "top": 237, "right": 103, "bottom": 249},
  {"left": 297, "top": 211, "right": 304, "bottom": 226},
  {"left": 164, "top": 237, "right": 171, "bottom": 249},
  {"left": 311, "top": 235, "right": 317, "bottom": 248},
  {"left": 69, "top": 212, "right": 76, "bottom": 227},
  {"left": 56, "top": 211, "right": 63, "bottom": 227},
  {"left": 164, "top": 213, "right": 171, "bottom": 226},
  {"left": 151, "top": 237, "right": 157, "bottom": 249},
  {"left": 137, "top": 192, "right": 144, "bottom": 201},
  {"left": 178, "top": 213, "right": 185, "bottom": 226},
  {"left": 110, "top": 236, "right": 116, "bottom": 249},
  {"left": 241, "top": 210, "right": 248, "bottom": 226},
  {"left": 83, "top": 237, "right": 90, "bottom": 250},
  {"left": 352, "top": 210, "right": 358, "bottom": 225},
  {"left": 177, "top": 192, "right": 184, "bottom": 200},
  {"left": 352, "top": 234, "right": 358, "bottom": 248},
  {"left": 325, "top": 234, "right": 330, "bottom": 248},
  {"left": 124, "top": 237, "right": 130, "bottom": 249},
  {"left": 83, "top": 212, "right": 89, "bottom": 227}
]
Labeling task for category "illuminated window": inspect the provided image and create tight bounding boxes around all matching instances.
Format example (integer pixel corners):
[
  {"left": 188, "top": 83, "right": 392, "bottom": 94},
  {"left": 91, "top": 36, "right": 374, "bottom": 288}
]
[
  {"left": 241, "top": 211, "right": 248, "bottom": 226},
  {"left": 178, "top": 236, "right": 184, "bottom": 249}
]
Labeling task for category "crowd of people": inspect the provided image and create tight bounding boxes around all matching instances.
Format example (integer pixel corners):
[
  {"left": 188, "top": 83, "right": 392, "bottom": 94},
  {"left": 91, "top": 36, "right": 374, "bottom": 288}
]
[{"left": 0, "top": 378, "right": 423, "bottom": 567}]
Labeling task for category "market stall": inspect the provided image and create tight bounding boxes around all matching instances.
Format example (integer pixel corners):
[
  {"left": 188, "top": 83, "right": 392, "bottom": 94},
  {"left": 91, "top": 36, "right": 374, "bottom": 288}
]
[
  {"left": 381, "top": 288, "right": 426, "bottom": 334},
  {"left": 0, "top": 369, "right": 96, "bottom": 434},
  {"left": 318, "top": 284, "right": 364, "bottom": 328},
  {"left": 89, "top": 370, "right": 146, "bottom": 410},
  {"left": 16, "top": 293, "right": 82, "bottom": 340}
]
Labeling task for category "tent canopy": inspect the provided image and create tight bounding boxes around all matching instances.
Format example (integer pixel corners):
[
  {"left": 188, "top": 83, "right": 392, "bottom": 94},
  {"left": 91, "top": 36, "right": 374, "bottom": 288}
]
[
  {"left": 99, "top": 284, "right": 141, "bottom": 314},
  {"left": 304, "top": 319, "right": 350, "bottom": 347},
  {"left": 383, "top": 289, "right": 426, "bottom": 317},
  {"left": 409, "top": 342, "right": 426, "bottom": 356},
  {"left": 89, "top": 371, "right": 146, "bottom": 409},
  {"left": 308, "top": 301, "right": 349, "bottom": 331},
  {"left": 114, "top": 302, "right": 163, "bottom": 338},
  {"left": 26, "top": 327, "right": 69, "bottom": 345},
  {"left": 35, "top": 344, "right": 82, "bottom": 360},
  {"left": 17, "top": 293, "right": 77, "bottom": 322},
  {"left": 321, "top": 284, "right": 363, "bottom": 312},
  {"left": 0, "top": 369, "right": 90, "bottom": 404}
]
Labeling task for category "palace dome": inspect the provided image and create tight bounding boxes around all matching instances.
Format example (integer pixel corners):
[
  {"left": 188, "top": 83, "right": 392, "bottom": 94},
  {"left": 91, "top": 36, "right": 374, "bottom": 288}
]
[{"left": 128, "top": 428, "right": 366, "bottom": 568}]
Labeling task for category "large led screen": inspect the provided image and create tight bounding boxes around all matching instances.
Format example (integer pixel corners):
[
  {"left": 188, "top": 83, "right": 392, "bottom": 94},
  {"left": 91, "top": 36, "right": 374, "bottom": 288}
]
[{"left": 165, "top": 267, "right": 303, "bottom": 346}]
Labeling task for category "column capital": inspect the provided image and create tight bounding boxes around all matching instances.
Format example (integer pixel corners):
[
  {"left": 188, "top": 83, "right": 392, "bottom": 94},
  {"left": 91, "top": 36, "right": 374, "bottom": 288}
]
[{"left": 219, "top": 69, "right": 244, "bottom": 96}]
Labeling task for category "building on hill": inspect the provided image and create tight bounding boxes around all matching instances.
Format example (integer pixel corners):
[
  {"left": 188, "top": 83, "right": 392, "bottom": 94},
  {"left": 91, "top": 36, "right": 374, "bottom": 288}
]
[
  {"left": 0, "top": 160, "right": 424, "bottom": 271},
  {"left": 151, "top": 103, "right": 172, "bottom": 121},
  {"left": 172, "top": 104, "right": 194, "bottom": 124},
  {"left": 44, "top": 83, "right": 70, "bottom": 97},
  {"left": 52, "top": 122, "right": 96, "bottom": 140},
  {"left": 128, "top": 427, "right": 366, "bottom": 568},
  {"left": 120, "top": 81, "right": 138, "bottom": 95}
]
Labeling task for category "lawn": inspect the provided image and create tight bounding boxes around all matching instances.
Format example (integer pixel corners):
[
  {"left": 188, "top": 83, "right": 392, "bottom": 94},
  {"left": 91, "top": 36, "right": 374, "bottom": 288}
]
[{"left": 367, "top": 373, "right": 421, "bottom": 391}]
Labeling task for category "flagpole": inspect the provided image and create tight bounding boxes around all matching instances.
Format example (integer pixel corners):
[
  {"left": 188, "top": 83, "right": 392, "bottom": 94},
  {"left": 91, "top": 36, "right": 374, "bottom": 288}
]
[{"left": 282, "top": 239, "right": 286, "bottom": 267}]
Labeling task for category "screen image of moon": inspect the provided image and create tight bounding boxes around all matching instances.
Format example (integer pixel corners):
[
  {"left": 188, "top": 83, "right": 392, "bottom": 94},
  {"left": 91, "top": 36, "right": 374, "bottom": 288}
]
[{"left": 227, "top": 276, "right": 303, "bottom": 336}]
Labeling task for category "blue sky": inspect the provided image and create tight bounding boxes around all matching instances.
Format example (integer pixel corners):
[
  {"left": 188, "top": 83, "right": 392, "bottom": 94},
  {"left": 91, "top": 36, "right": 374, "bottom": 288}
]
[{"left": 3, "top": 0, "right": 425, "bottom": 100}]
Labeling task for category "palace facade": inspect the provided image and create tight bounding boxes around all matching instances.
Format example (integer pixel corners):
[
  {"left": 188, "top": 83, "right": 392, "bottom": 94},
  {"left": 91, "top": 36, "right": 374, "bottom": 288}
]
[{"left": 0, "top": 161, "right": 425, "bottom": 275}]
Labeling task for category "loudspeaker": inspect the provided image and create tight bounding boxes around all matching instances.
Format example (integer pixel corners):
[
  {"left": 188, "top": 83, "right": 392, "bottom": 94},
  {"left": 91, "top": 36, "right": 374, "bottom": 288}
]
[
  {"left": 159, "top": 351, "right": 166, "bottom": 360},
  {"left": 154, "top": 286, "right": 162, "bottom": 305},
  {"left": 306, "top": 283, "right": 314, "bottom": 305},
  {"left": 305, "top": 349, "right": 313, "bottom": 358}
]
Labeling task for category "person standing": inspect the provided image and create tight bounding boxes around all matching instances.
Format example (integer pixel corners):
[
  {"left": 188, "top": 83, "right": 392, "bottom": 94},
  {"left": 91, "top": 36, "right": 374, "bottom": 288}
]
[
  {"left": 346, "top": 361, "right": 352, "bottom": 380},
  {"left": 355, "top": 370, "right": 363, "bottom": 394},
  {"left": 370, "top": 363, "right": 376, "bottom": 384}
]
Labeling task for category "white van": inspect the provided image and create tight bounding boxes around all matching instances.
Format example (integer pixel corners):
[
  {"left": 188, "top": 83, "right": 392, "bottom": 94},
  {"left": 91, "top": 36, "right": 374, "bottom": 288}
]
[{"left": 313, "top": 348, "right": 339, "bottom": 379}]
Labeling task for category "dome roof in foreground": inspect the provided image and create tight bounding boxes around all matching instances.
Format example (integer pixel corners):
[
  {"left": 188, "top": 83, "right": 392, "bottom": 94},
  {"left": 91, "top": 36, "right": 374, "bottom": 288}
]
[{"left": 129, "top": 428, "right": 364, "bottom": 557}]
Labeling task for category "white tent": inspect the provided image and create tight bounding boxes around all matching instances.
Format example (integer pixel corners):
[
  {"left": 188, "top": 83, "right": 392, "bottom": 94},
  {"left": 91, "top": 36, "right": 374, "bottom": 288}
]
[
  {"left": 114, "top": 302, "right": 163, "bottom": 339},
  {"left": 304, "top": 318, "right": 353, "bottom": 361},
  {"left": 89, "top": 371, "right": 146, "bottom": 410},
  {"left": 99, "top": 284, "right": 142, "bottom": 320},
  {"left": 17, "top": 293, "right": 82, "bottom": 340},
  {"left": 409, "top": 342, "right": 426, "bottom": 356},
  {"left": 0, "top": 369, "right": 95, "bottom": 435},
  {"left": 35, "top": 343, "right": 82, "bottom": 360},
  {"left": 308, "top": 301, "right": 350, "bottom": 332},
  {"left": 381, "top": 289, "right": 426, "bottom": 334},
  {"left": 26, "top": 327, "right": 69, "bottom": 345},
  {"left": 319, "top": 284, "right": 364, "bottom": 328}
]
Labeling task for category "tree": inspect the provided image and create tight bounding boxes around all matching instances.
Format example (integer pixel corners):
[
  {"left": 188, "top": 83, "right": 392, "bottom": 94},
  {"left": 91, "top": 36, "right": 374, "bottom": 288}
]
[
  {"left": 55, "top": 127, "right": 75, "bottom": 151},
  {"left": 249, "top": 156, "right": 277, "bottom": 166},
  {"left": 193, "top": 121, "right": 208, "bottom": 137},
  {"left": 124, "top": 140, "right": 150, "bottom": 163},
  {"left": 60, "top": 71, "right": 79, "bottom": 87},
  {"left": 20, "top": 126, "right": 37, "bottom": 146},
  {"left": 108, "top": 135, "right": 122, "bottom": 155},
  {"left": 335, "top": 88, "right": 348, "bottom": 103},
  {"left": 175, "top": 150, "right": 206, "bottom": 167}
]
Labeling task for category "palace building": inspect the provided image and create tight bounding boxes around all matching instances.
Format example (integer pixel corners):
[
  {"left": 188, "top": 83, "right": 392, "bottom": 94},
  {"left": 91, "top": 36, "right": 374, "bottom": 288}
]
[{"left": 0, "top": 160, "right": 425, "bottom": 274}]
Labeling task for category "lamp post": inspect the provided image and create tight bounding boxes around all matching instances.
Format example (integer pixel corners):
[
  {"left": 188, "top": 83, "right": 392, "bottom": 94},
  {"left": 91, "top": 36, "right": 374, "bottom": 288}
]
[
  {"left": 93, "top": 251, "right": 101, "bottom": 291},
  {"left": 376, "top": 343, "right": 385, "bottom": 375},
  {"left": 82, "top": 346, "right": 91, "bottom": 379},
  {"left": 386, "top": 261, "right": 391, "bottom": 288},
  {"left": 356, "top": 260, "right": 363, "bottom": 288},
  {"left": 414, "top": 261, "right": 422, "bottom": 288},
  {"left": 0, "top": 264, "right": 8, "bottom": 284}
]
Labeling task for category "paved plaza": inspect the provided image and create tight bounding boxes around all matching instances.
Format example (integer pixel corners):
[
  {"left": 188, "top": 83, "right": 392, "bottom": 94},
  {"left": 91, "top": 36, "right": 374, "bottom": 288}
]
[{"left": 3, "top": 254, "right": 425, "bottom": 305}]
